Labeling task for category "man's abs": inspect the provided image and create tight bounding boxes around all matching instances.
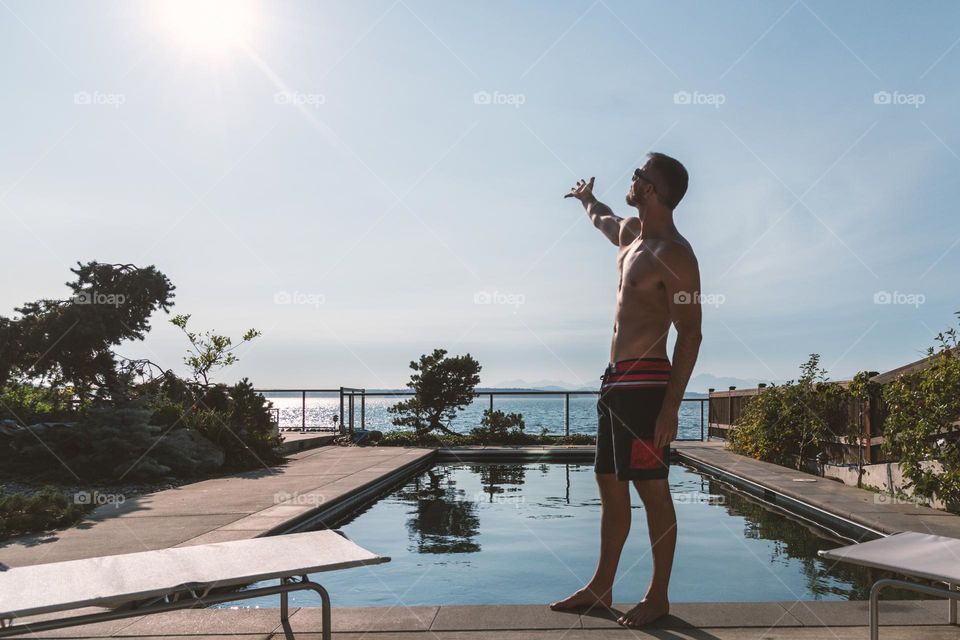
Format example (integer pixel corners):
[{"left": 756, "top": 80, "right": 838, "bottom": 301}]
[
  {"left": 610, "top": 307, "right": 671, "bottom": 362},
  {"left": 610, "top": 269, "right": 672, "bottom": 361}
]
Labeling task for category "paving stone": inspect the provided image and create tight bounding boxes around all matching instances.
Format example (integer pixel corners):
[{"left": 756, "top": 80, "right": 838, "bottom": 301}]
[
  {"left": 781, "top": 599, "right": 938, "bottom": 626},
  {"left": 288, "top": 605, "right": 438, "bottom": 632},
  {"left": 116, "top": 608, "right": 287, "bottom": 636},
  {"left": 579, "top": 602, "right": 796, "bottom": 629},
  {"left": 430, "top": 604, "right": 582, "bottom": 630}
]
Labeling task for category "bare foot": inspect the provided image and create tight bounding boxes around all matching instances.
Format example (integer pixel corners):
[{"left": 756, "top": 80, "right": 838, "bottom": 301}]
[
  {"left": 617, "top": 596, "right": 669, "bottom": 627},
  {"left": 549, "top": 584, "right": 612, "bottom": 611}
]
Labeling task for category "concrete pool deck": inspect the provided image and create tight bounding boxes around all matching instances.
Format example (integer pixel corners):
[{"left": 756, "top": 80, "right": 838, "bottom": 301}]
[
  {"left": 4, "top": 441, "right": 960, "bottom": 638},
  {"left": 673, "top": 440, "right": 960, "bottom": 538},
  {"left": 9, "top": 601, "right": 959, "bottom": 638},
  {"left": 1, "top": 446, "right": 432, "bottom": 567}
]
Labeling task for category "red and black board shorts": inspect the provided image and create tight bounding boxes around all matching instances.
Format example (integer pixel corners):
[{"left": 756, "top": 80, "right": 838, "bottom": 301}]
[{"left": 594, "top": 357, "right": 671, "bottom": 481}]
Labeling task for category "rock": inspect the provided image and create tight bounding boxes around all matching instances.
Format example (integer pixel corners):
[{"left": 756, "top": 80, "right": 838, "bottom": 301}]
[{"left": 151, "top": 429, "right": 225, "bottom": 475}]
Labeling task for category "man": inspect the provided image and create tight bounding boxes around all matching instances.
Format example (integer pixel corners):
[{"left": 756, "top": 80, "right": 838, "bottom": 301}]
[{"left": 550, "top": 152, "right": 702, "bottom": 628}]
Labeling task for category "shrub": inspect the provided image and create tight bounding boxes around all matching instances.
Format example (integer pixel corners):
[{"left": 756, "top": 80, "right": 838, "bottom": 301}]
[
  {"left": 0, "top": 383, "right": 74, "bottom": 423},
  {"left": 0, "top": 486, "right": 88, "bottom": 538},
  {"left": 881, "top": 315, "right": 960, "bottom": 511},
  {"left": 188, "top": 379, "right": 282, "bottom": 470},
  {"left": 378, "top": 429, "right": 476, "bottom": 447},
  {"left": 470, "top": 410, "right": 526, "bottom": 444},
  {"left": 728, "top": 354, "right": 850, "bottom": 469}
]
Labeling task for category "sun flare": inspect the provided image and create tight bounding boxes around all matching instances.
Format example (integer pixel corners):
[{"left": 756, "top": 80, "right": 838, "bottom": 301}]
[{"left": 151, "top": 0, "right": 258, "bottom": 54}]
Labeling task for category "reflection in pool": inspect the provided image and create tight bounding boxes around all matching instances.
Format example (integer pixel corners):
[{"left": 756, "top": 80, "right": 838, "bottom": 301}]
[{"left": 237, "top": 462, "right": 911, "bottom": 607}]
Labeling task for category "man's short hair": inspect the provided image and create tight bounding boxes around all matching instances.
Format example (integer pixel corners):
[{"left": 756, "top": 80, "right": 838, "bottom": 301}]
[{"left": 646, "top": 152, "right": 688, "bottom": 210}]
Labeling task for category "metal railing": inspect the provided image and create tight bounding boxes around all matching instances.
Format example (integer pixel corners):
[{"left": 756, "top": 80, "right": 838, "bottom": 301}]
[{"left": 254, "top": 387, "right": 710, "bottom": 441}]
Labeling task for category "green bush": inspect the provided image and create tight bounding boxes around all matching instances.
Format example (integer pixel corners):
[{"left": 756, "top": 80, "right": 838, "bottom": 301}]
[
  {"left": 470, "top": 409, "right": 526, "bottom": 444},
  {"left": 0, "top": 486, "right": 87, "bottom": 538},
  {"left": 881, "top": 315, "right": 960, "bottom": 511},
  {"left": 377, "top": 427, "right": 593, "bottom": 447},
  {"left": 728, "top": 354, "right": 851, "bottom": 469},
  {"left": 188, "top": 379, "right": 282, "bottom": 470},
  {"left": 0, "top": 383, "right": 73, "bottom": 423}
]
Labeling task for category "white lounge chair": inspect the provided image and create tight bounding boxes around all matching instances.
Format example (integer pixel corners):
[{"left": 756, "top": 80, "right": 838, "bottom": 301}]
[
  {"left": 0, "top": 529, "right": 389, "bottom": 639},
  {"left": 818, "top": 530, "right": 960, "bottom": 640}
]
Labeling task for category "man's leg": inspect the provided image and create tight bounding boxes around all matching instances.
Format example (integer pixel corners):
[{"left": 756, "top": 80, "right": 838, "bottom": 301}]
[
  {"left": 618, "top": 478, "right": 676, "bottom": 628},
  {"left": 549, "top": 472, "right": 631, "bottom": 610}
]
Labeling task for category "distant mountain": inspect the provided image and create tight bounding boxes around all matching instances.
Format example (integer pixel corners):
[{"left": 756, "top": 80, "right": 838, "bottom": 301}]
[{"left": 492, "top": 379, "right": 596, "bottom": 391}]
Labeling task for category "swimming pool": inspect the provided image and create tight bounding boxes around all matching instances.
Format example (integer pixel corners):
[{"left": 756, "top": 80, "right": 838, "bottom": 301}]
[{"left": 236, "top": 462, "right": 910, "bottom": 607}]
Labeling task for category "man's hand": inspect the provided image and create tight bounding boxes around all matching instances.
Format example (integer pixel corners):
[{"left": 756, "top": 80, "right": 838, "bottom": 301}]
[
  {"left": 653, "top": 407, "right": 679, "bottom": 450},
  {"left": 567, "top": 176, "right": 623, "bottom": 246},
  {"left": 564, "top": 177, "right": 596, "bottom": 204}
]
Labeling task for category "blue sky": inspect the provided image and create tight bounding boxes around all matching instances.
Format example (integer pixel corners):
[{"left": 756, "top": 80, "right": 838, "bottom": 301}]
[{"left": 1, "top": 0, "right": 958, "bottom": 391}]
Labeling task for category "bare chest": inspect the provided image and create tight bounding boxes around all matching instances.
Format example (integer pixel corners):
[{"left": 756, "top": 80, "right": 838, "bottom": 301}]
[{"left": 617, "top": 244, "right": 663, "bottom": 293}]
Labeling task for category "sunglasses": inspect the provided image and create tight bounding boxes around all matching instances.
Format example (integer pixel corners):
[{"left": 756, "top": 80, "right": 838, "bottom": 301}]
[{"left": 633, "top": 168, "right": 657, "bottom": 191}]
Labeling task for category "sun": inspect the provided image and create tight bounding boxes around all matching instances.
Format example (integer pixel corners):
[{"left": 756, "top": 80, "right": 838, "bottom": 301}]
[{"left": 151, "top": 0, "right": 258, "bottom": 54}]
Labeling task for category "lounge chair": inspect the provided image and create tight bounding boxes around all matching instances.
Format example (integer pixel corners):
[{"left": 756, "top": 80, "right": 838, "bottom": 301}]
[
  {"left": 818, "top": 530, "right": 959, "bottom": 640},
  {"left": 0, "top": 529, "right": 389, "bottom": 639}
]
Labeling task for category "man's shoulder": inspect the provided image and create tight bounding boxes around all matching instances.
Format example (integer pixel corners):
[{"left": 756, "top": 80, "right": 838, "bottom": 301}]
[
  {"left": 617, "top": 217, "right": 642, "bottom": 245},
  {"left": 652, "top": 236, "right": 698, "bottom": 269}
]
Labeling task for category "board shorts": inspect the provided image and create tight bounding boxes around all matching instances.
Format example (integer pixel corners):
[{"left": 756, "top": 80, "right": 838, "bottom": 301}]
[{"left": 594, "top": 357, "right": 671, "bottom": 481}]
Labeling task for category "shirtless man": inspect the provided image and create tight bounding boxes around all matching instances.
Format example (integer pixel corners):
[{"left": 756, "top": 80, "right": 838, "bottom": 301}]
[{"left": 550, "top": 152, "right": 702, "bottom": 628}]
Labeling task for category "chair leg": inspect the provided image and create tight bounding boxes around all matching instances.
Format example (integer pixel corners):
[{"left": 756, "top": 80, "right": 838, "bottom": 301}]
[
  {"left": 950, "top": 583, "right": 957, "bottom": 626},
  {"left": 319, "top": 585, "right": 331, "bottom": 640},
  {"left": 280, "top": 582, "right": 293, "bottom": 640},
  {"left": 869, "top": 580, "right": 886, "bottom": 640}
]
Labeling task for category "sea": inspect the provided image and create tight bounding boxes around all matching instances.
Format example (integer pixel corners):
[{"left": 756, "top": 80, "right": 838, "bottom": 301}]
[{"left": 260, "top": 391, "right": 708, "bottom": 440}]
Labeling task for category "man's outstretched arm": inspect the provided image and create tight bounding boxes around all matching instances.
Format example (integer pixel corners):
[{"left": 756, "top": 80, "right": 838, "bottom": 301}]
[{"left": 565, "top": 177, "right": 630, "bottom": 246}]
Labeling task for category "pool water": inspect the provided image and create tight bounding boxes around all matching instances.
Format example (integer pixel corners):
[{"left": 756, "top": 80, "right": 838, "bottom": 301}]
[{"left": 237, "top": 462, "right": 908, "bottom": 607}]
